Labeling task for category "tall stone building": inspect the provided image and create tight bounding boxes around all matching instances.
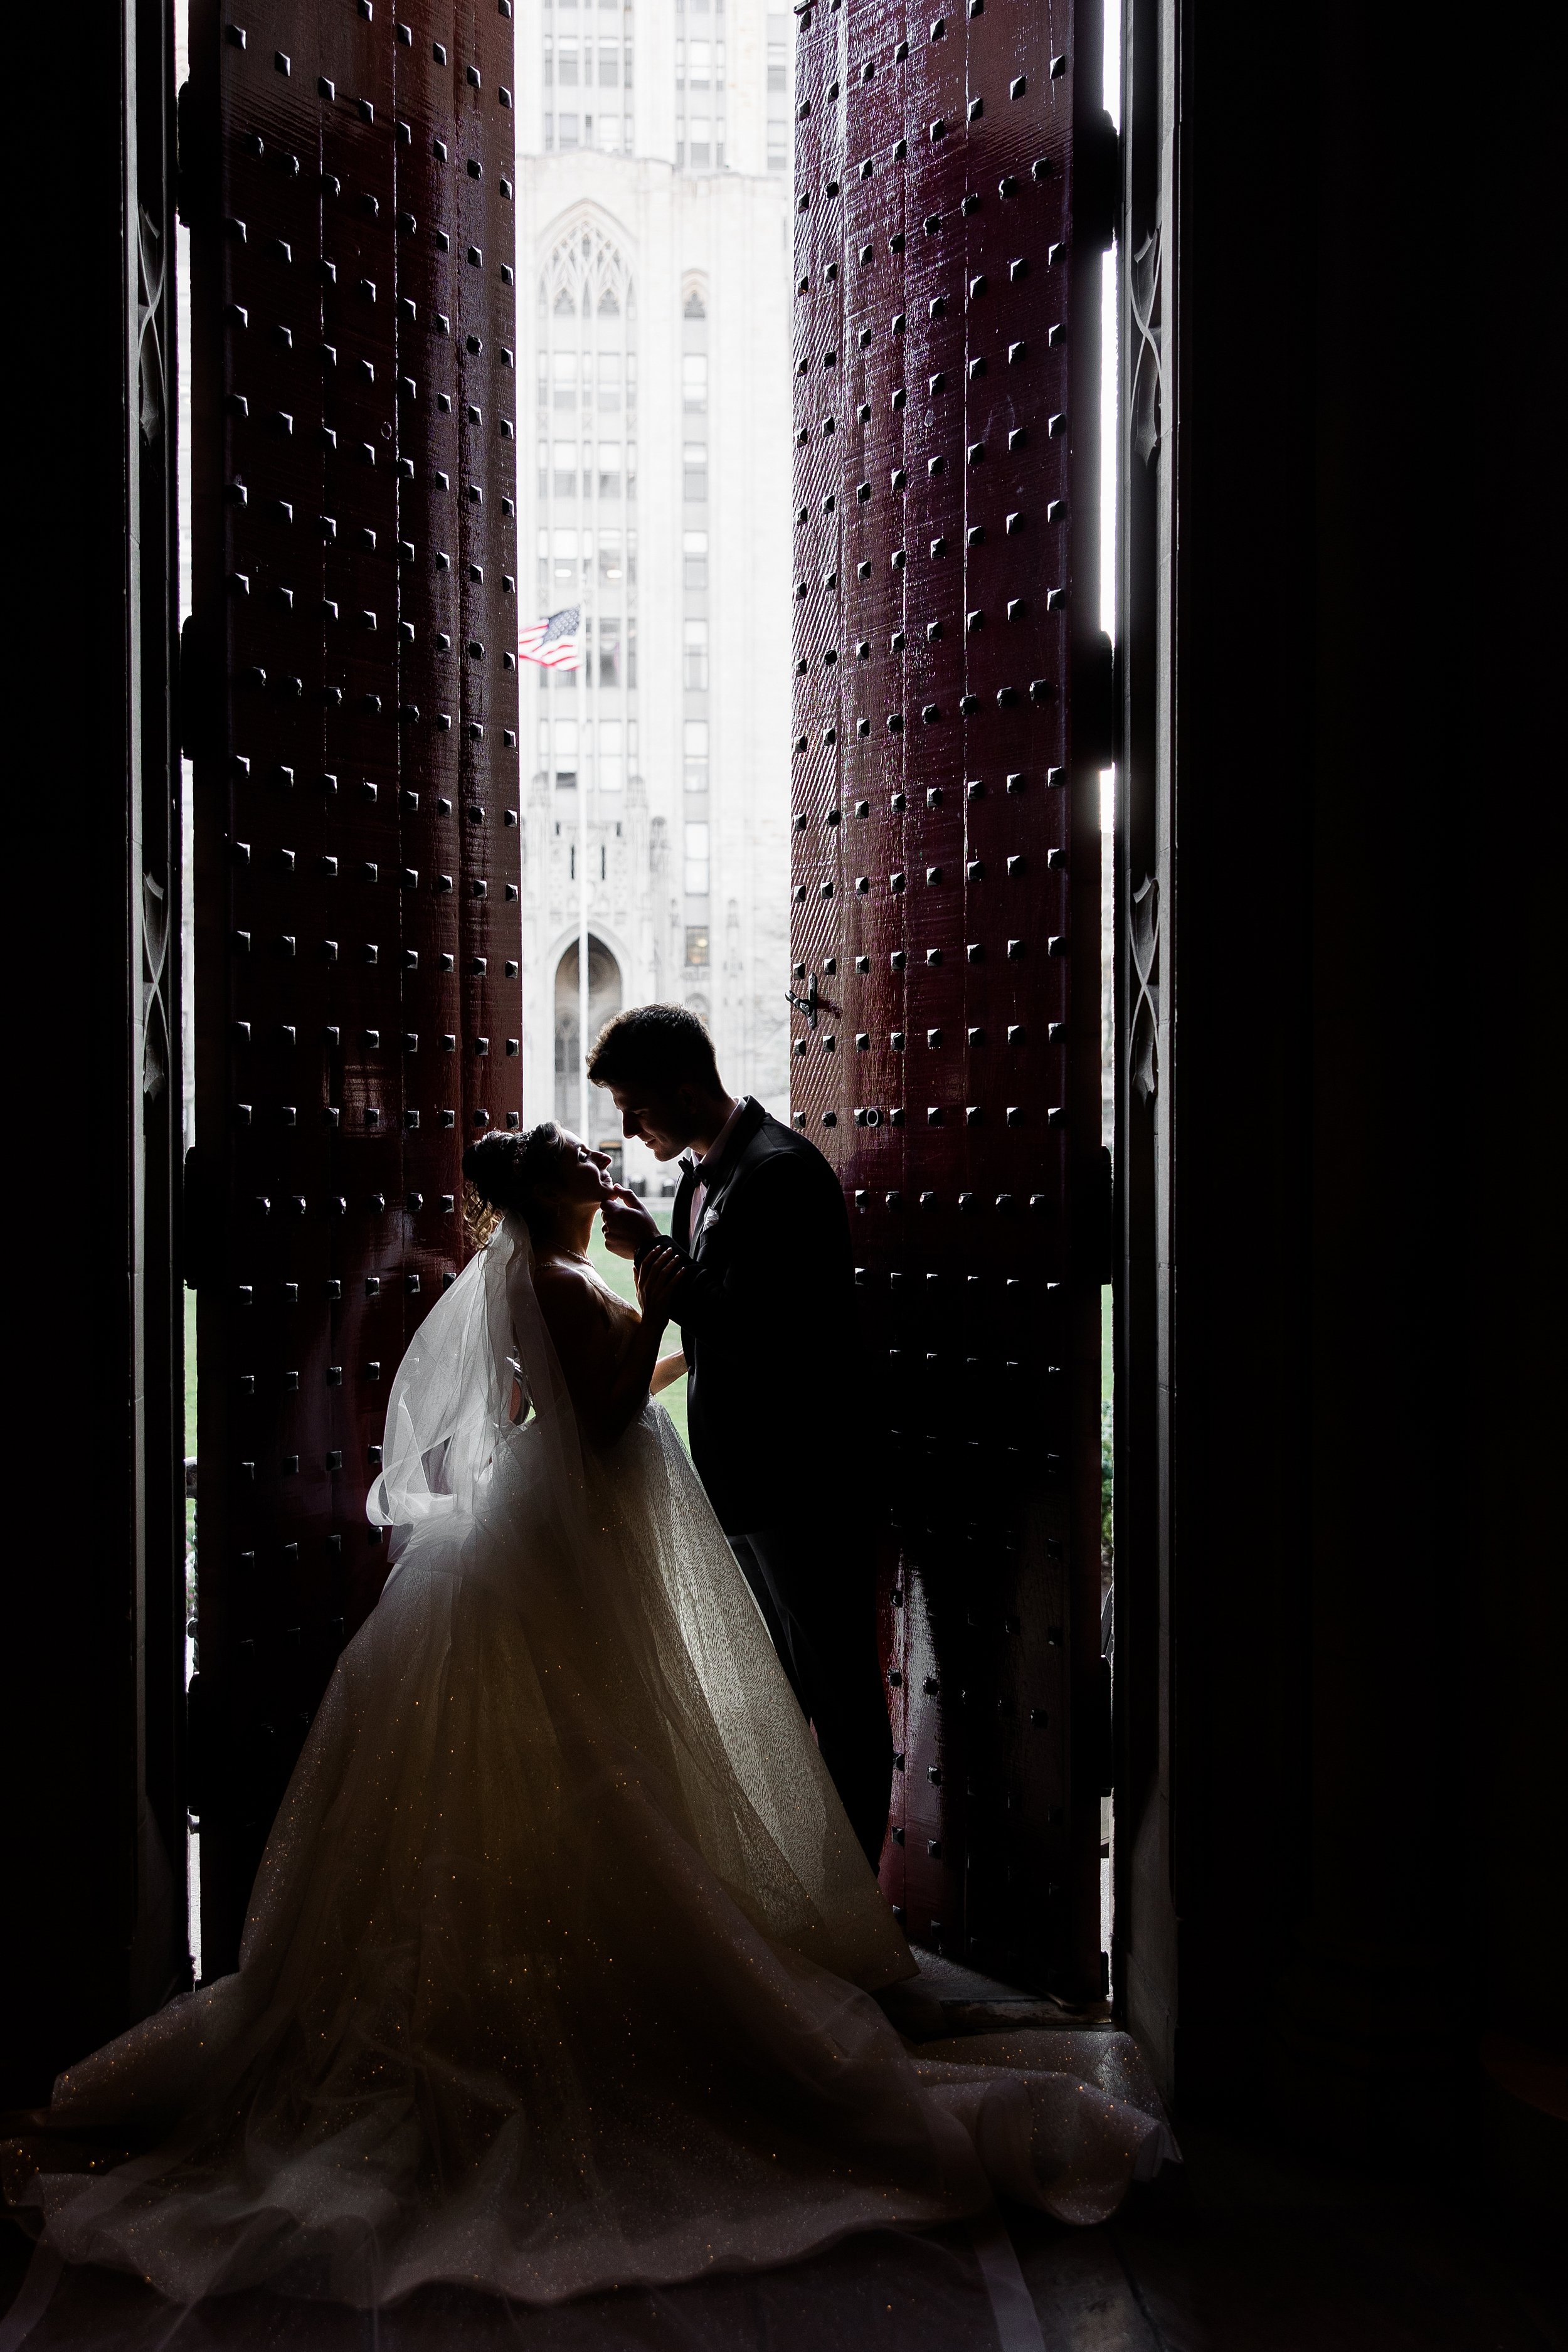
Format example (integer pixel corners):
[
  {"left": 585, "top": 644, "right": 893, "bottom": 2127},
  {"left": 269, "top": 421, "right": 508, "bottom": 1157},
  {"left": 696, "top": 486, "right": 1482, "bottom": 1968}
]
[{"left": 511, "top": 3, "right": 796, "bottom": 1184}]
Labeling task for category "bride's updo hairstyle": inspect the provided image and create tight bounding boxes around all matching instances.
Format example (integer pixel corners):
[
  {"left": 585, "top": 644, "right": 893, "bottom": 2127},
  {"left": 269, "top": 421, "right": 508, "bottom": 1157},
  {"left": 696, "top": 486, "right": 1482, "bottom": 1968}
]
[{"left": 462, "top": 1122, "right": 574, "bottom": 1246}]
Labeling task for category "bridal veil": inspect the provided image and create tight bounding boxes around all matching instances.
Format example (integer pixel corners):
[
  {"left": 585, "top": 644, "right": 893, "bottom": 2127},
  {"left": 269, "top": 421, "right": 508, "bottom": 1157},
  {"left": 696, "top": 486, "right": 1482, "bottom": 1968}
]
[{"left": 5, "top": 1217, "right": 1173, "bottom": 2313}]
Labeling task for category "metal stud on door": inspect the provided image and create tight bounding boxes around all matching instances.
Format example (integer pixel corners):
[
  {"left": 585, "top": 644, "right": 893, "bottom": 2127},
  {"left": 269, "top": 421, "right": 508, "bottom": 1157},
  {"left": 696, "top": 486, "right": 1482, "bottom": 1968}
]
[
  {"left": 186, "top": 0, "right": 520, "bottom": 1973},
  {"left": 792, "top": 0, "right": 1108, "bottom": 1996}
]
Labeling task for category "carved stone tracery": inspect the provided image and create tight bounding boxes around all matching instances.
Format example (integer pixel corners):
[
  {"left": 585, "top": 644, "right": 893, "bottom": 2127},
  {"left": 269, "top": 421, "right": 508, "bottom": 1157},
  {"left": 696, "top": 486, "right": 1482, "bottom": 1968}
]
[{"left": 1129, "top": 872, "right": 1159, "bottom": 1104}]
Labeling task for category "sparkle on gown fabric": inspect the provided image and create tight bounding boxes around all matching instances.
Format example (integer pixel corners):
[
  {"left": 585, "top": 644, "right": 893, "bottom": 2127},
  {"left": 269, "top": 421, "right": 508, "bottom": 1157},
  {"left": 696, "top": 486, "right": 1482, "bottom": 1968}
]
[{"left": 4, "top": 1222, "right": 1174, "bottom": 2312}]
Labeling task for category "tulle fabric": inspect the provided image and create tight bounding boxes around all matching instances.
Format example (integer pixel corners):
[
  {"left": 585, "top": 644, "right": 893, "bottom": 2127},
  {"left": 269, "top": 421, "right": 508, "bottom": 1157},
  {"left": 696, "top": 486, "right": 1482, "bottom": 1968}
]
[{"left": 7, "top": 1222, "right": 1173, "bottom": 2311}]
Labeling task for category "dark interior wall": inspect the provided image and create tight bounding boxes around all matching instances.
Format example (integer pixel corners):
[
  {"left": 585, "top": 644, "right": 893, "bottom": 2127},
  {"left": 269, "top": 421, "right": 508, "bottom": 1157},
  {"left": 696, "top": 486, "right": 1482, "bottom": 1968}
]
[
  {"left": 1152, "top": 0, "right": 1564, "bottom": 2150},
  {"left": 0, "top": 0, "right": 1558, "bottom": 2156},
  {"left": 1, "top": 6, "right": 148, "bottom": 2104},
  {"left": 1469, "top": 80, "right": 1565, "bottom": 2068},
  {"left": 1285, "top": 0, "right": 1469, "bottom": 2136},
  {"left": 1158, "top": 0, "right": 1320, "bottom": 2092},
  {"left": 4, "top": 14, "right": 133, "bottom": 2117}
]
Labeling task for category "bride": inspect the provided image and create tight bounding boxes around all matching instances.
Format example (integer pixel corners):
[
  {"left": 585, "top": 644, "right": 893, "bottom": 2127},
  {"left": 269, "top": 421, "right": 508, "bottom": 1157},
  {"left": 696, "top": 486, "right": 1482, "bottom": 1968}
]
[{"left": 4, "top": 1125, "right": 1173, "bottom": 2312}]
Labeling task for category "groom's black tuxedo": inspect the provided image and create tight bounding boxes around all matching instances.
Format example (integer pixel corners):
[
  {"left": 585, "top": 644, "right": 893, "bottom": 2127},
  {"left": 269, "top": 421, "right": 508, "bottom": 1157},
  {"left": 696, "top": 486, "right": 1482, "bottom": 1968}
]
[
  {"left": 645, "top": 1099, "right": 893, "bottom": 1867},
  {"left": 664, "top": 1098, "right": 858, "bottom": 1536}
]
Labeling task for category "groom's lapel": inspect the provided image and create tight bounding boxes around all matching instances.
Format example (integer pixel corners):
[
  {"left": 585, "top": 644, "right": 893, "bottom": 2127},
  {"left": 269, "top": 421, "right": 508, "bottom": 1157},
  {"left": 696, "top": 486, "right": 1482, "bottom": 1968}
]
[
  {"left": 689, "top": 1164, "right": 733, "bottom": 1262},
  {"left": 671, "top": 1155, "right": 698, "bottom": 1253},
  {"left": 689, "top": 1103, "right": 765, "bottom": 1260}
]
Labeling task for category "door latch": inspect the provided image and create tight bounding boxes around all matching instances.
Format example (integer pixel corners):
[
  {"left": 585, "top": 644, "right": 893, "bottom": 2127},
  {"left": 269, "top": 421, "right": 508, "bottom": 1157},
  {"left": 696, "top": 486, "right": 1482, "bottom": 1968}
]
[{"left": 785, "top": 972, "right": 820, "bottom": 1029}]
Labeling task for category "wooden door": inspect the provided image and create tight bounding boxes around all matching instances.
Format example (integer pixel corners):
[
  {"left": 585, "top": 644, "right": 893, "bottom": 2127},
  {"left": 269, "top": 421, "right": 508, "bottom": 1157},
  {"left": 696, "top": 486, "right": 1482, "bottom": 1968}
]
[
  {"left": 184, "top": 0, "right": 521, "bottom": 1972},
  {"left": 790, "top": 0, "right": 1111, "bottom": 1996}
]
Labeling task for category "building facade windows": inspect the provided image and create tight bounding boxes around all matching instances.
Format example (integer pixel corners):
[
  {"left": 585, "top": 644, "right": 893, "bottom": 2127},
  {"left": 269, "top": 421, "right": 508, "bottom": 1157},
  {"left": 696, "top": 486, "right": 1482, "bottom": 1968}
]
[
  {"left": 681, "top": 277, "right": 711, "bottom": 934},
  {"left": 766, "top": 13, "right": 790, "bottom": 170},
  {"left": 536, "top": 522, "right": 593, "bottom": 602},
  {"left": 535, "top": 215, "right": 637, "bottom": 796},
  {"left": 675, "top": 10, "right": 725, "bottom": 171},
  {"left": 596, "top": 614, "right": 622, "bottom": 687},
  {"left": 521, "top": 9, "right": 792, "bottom": 1162},
  {"left": 541, "top": 2, "right": 633, "bottom": 154},
  {"left": 544, "top": 714, "right": 578, "bottom": 790}
]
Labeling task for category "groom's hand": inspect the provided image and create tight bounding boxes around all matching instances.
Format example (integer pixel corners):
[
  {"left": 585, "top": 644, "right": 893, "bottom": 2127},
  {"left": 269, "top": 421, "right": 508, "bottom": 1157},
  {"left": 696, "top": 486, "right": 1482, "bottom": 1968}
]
[{"left": 600, "top": 1185, "right": 661, "bottom": 1261}]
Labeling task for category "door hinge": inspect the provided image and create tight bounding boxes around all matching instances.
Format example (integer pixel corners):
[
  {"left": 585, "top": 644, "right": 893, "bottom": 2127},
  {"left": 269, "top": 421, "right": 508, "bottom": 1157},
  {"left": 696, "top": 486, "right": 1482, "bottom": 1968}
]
[
  {"left": 175, "top": 79, "right": 194, "bottom": 226},
  {"left": 1073, "top": 631, "right": 1115, "bottom": 768},
  {"left": 174, "top": 78, "right": 213, "bottom": 229},
  {"left": 178, "top": 613, "right": 224, "bottom": 761},
  {"left": 177, "top": 615, "right": 195, "bottom": 758},
  {"left": 186, "top": 1668, "right": 211, "bottom": 1821},
  {"left": 1076, "top": 110, "right": 1120, "bottom": 253},
  {"left": 183, "top": 1145, "right": 213, "bottom": 1293}
]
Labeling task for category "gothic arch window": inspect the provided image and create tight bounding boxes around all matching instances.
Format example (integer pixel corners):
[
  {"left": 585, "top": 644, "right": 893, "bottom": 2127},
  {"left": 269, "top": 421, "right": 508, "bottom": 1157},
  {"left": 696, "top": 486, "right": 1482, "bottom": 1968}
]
[
  {"left": 534, "top": 215, "right": 638, "bottom": 799},
  {"left": 554, "top": 936, "right": 622, "bottom": 1132}
]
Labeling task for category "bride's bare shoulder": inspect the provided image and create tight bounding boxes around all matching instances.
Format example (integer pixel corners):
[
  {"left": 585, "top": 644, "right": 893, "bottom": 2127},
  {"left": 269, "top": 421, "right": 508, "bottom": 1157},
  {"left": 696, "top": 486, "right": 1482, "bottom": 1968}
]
[
  {"left": 531, "top": 1256, "right": 620, "bottom": 1324},
  {"left": 531, "top": 1254, "right": 593, "bottom": 1296}
]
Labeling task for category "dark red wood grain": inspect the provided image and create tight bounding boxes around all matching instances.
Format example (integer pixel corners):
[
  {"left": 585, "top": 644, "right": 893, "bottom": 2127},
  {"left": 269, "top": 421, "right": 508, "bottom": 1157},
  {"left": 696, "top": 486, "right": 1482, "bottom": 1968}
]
[
  {"left": 791, "top": 0, "right": 1104, "bottom": 1995},
  {"left": 189, "top": 0, "right": 520, "bottom": 1970}
]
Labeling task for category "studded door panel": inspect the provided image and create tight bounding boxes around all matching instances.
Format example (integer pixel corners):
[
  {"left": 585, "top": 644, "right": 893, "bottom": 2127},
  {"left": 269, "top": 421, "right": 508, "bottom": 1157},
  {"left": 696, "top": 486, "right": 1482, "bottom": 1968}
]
[
  {"left": 791, "top": 0, "right": 1104, "bottom": 1993},
  {"left": 187, "top": 0, "right": 519, "bottom": 1969}
]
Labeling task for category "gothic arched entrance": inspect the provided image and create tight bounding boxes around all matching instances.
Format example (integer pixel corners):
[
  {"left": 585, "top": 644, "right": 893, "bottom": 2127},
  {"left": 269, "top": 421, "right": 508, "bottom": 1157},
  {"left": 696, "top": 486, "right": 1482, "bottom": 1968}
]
[{"left": 554, "top": 935, "right": 622, "bottom": 1148}]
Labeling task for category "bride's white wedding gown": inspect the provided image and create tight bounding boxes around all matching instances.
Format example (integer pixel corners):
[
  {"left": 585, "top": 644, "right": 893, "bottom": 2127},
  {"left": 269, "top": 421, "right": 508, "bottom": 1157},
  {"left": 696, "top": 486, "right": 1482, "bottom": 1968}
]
[{"left": 6, "top": 1218, "right": 1173, "bottom": 2311}]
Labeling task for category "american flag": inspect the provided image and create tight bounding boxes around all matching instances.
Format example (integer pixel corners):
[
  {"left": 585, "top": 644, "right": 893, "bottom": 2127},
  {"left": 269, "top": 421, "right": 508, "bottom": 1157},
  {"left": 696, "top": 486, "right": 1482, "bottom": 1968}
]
[{"left": 518, "top": 606, "right": 581, "bottom": 671}]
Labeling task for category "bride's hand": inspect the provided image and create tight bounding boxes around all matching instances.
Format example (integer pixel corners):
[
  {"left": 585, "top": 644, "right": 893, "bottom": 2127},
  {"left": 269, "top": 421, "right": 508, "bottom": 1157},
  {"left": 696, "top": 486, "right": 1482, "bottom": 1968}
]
[{"left": 635, "top": 1241, "right": 686, "bottom": 1328}]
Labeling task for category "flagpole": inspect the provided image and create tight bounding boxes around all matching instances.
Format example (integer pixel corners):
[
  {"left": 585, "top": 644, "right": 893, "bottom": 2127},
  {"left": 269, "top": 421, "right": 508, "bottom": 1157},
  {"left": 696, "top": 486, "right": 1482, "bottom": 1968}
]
[
  {"left": 580, "top": 390, "right": 592, "bottom": 1143},
  {"left": 579, "top": 648, "right": 590, "bottom": 1145}
]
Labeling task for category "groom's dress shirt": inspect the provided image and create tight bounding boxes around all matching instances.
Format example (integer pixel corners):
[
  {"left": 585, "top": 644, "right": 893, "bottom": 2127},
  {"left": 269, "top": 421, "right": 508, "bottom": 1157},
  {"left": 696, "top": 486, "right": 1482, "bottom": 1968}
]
[{"left": 684, "top": 1094, "right": 750, "bottom": 1249}]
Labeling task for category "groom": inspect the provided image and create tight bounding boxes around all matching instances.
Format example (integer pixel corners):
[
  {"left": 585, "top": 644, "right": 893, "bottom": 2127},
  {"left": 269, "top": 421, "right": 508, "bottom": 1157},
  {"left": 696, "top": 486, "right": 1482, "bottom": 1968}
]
[{"left": 590, "top": 1004, "right": 894, "bottom": 1870}]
